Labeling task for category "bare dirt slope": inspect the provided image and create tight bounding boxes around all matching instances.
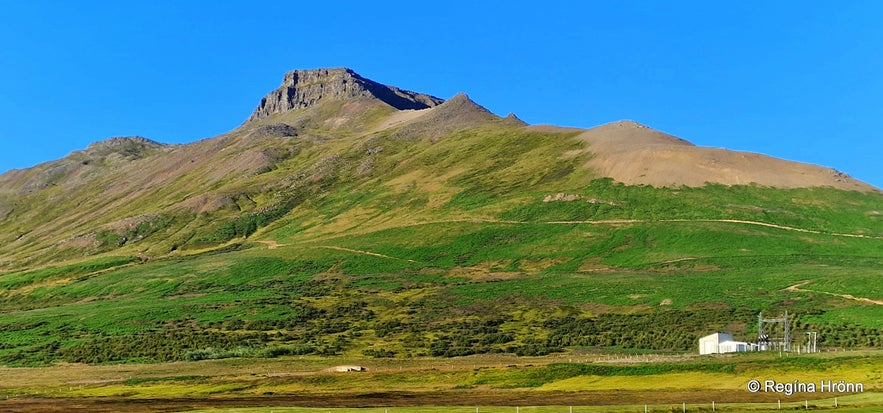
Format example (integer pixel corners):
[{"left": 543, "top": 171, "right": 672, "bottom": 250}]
[{"left": 578, "top": 120, "right": 877, "bottom": 191}]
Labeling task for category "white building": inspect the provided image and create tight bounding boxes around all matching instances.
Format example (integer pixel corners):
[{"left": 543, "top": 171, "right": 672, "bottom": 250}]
[{"left": 699, "top": 332, "right": 755, "bottom": 355}]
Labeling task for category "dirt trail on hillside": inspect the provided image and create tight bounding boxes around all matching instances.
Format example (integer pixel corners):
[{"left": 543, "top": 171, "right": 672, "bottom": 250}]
[
  {"left": 314, "top": 246, "right": 417, "bottom": 262},
  {"left": 403, "top": 218, "right": 524, "bottom": 227},
  {"left": 784, "top": 280, "right": 883, "bottom": 305},
  {"left": 553, "top": 218, "right": 883, "bottom": 239},
  {"left": 253, "top": 239, "right": 417, "bottom": 262},
  {"left": 397, "top": 217, "right": 882, "bottom": 239},
  {"left": 255, "top": 240, "right": 287, "bottom": 249},
  {"left": 670, "top": 219, "right": 883, "bottom": 239},
  {"left": 784, "top": 280, "right": 813, "bottom": 292}
]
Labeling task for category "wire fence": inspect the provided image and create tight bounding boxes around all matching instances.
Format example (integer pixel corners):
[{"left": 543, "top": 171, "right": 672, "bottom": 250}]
[{"left": 212, "top": 398, "right": 879, "bottom": 413}]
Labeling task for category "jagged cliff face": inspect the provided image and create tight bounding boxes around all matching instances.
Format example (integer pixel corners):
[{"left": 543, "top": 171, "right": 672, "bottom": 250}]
[{"left": 247, "top": 68, "right": 444, "bottom": 122}]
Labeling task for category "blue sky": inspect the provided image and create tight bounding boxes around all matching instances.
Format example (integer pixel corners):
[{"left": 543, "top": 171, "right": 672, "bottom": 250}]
[{"left": 1, "top": 1, "right": 881, "bottom": 188}]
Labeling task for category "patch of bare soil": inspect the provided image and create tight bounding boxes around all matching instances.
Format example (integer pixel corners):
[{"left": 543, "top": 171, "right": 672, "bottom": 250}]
[{"left": 255, "top": 240, "right": 287, "bottom": 249}]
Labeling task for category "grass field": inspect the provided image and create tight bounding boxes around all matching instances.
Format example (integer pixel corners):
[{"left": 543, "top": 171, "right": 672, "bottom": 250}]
[
  {"left": 0, "top": 350, "right": 881, "bottom": 412},
  {"left": 2, "top": 206, "right": 882, "bottom": 366}
]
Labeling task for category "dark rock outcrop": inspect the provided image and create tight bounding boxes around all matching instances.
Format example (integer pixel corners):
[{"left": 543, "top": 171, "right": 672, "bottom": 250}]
[
  {"left": 247, "top": 68, "right": 444, "bottom": 122},
  {"left": 249, "top": 123, "right": 299, "bottom": 138}
]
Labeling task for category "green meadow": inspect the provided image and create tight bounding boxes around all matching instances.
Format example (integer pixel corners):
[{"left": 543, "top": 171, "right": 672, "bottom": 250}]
[
  {"left": 1, "top": 122, "right": 882, "bottom": 411},
  {"left": 1, "top": 179, "right": 882, "bottom": 366}
]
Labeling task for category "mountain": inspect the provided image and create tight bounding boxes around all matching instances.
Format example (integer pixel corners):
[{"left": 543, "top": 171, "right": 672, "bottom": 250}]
[
  {"left": 0, "top": 68, "right": 881, "bottom": 366},
  {"left": 0, "top": 68, "right": 874, "bottom": 267}
]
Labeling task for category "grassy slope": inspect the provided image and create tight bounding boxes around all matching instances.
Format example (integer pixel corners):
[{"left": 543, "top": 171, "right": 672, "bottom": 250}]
[{"left": 0, "top": 107, "right": 882, "bottom": 366}]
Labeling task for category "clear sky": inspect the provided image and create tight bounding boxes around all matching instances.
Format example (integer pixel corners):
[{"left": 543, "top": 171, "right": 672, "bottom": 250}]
[{"left": 1, "top": 1, "right": 881, "bottom": 188}]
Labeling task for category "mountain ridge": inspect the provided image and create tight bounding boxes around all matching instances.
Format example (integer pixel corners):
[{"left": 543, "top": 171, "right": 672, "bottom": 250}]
[
  {"left": 0, "top": 68, "right": 879, "bottom": 268},
  {"left": 1, "top": 68, "right": 877, "bottom": 192}
]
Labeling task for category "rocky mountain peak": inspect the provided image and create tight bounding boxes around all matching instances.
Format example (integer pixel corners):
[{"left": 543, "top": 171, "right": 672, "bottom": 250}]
[{"left": 247, "top": 68, "right": 445, "bottom": 122}]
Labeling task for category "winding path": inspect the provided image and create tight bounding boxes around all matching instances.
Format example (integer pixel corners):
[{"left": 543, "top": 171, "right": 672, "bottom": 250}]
[
  {"left": 398, "top": 217, "right": 883, "bottom": 240},
  {"left": 313, "top": 245, "right": 417, "bottom": 263},
  {"left": 784, "top": 280, "right": 883, "bottom": 305}
]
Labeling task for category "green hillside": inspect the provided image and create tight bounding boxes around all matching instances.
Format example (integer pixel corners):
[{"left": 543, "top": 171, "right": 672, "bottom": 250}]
[{"left": 1, "top": 69, "right": 882, "bottom": 367}]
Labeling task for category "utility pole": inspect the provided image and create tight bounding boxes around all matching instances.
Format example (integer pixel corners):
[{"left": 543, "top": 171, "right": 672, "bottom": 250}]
[
  {"left": 758, "top": 311, "right": 791, "bottom": 351},
  {"left": 784, "top": 311, "right": 791, "bottom": 352},
  {"left": 804, "top": 331, "right": 819, "bottom": 353}
]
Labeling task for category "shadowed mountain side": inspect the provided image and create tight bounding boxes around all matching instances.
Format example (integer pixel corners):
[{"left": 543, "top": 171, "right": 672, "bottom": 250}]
[{"left": 579, "top": 121, "right": 877, "bottom": 191}]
